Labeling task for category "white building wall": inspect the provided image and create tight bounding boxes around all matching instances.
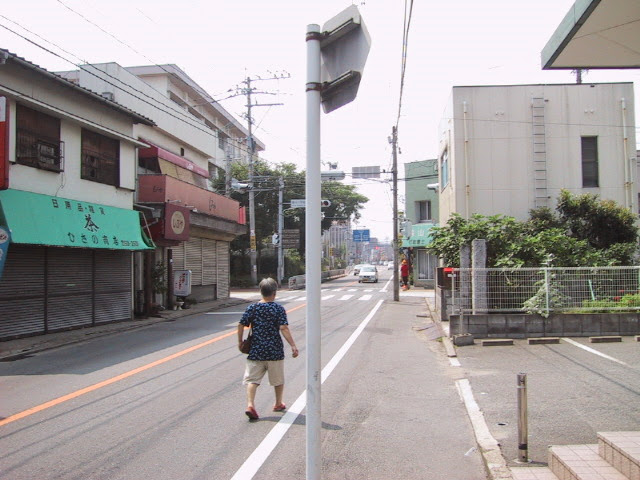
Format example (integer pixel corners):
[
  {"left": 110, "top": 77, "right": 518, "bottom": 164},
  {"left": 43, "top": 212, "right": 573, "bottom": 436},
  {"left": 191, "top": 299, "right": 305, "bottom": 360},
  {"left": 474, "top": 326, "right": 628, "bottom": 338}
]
[
  {"left": 439, "top": 83, "right": 636, "bottom": 224},
  {"left": 2, "top": 67, "right": 140, "bottom": 209},
  {"left": 59, "top": 64, "right": 217, "bottom": 168}
]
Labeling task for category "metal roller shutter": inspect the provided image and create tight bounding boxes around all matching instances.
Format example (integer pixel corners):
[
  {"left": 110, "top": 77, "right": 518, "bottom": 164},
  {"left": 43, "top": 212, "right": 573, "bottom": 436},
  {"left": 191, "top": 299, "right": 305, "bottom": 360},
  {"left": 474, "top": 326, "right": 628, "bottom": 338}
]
[
  {"left": 216, "top": 241, "right": 230, "bottom": 298},
  {"left": 46, "top": 248, "right": 93, "bottom": 331},
  {"left": 95, "top": 250, "right": 132, "bottom": 324},
  {"left": 202, "top": 239, "right": 217, "bottom": 285},
  {"left": 172, "top": 243, "right": 186, "bottom": 270},
  {"left": 186, "top": 237, "right": 203, "bottom": 285},
  {"left": 0, "top": 245, "right": 45, "bottom": 338}
]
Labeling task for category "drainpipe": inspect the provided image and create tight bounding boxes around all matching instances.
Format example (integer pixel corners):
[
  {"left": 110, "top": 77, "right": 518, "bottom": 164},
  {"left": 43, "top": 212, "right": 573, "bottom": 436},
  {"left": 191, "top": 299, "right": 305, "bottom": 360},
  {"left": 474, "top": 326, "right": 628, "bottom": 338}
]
[
  {"left": 621, "top": 98, "right": 631, "bottom": 210},
  {"left": 463, "top": 101, "right": 470, "bottom": 219}
]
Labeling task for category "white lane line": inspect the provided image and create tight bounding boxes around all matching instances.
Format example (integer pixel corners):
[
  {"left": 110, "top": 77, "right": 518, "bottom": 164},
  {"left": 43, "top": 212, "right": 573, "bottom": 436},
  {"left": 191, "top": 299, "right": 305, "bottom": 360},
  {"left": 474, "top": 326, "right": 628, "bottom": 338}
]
[
  {"left": 231, "top": 299, "right": 384, "bottom": 480},
  {"left": 321, "top": 295, "right": 335, "bottom": 301},
  {"left": 364, "top": 289, "right": 373, "bottom": 292},
  {"left": 449, "top": 357, "right": 461, "bottom": 367},
  {"left": 456, "top": 379, "right": 511, "bottom": 480},
  {"left": 562, "top": 338, "right": 629, "bottom": 366},
  {"left": 348, "top": 288, "right": 357, "bottom": 292},
  {"left": 338, "top": 294, "right": 354, "bottom": 301},
  {"left": 380, "top": 278, "right": 392, "bottom": 293},
  {"left": 359, "top": 294, "right": 372, "bottom": 301}
]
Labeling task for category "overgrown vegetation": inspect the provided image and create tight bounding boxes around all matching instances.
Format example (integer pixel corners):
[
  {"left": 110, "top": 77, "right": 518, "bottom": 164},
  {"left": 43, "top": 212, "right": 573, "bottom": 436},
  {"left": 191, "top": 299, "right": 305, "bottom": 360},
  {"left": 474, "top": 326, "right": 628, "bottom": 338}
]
[{"left": 427, "top": 190, "right": 638, "bottom": 268}]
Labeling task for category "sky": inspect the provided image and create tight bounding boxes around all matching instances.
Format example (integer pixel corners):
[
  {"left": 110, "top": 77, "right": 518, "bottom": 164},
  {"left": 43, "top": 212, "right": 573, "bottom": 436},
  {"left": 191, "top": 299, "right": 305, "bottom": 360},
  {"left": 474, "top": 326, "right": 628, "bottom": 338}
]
[{"left": 1, "top": 1, "right": 639, "bottom": 242}]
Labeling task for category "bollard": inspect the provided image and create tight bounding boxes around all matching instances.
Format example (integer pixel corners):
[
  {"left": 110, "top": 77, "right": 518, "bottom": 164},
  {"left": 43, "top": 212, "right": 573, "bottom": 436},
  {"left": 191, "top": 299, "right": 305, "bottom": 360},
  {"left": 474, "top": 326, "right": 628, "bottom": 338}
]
[{"left": 517, "top": 373, "right": 528, "bottom": 463}]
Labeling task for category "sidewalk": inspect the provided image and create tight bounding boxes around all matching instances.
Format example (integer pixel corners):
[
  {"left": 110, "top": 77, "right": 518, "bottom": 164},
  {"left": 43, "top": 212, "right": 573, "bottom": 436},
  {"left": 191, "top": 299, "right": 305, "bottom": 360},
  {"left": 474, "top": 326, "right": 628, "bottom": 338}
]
[{"left": 0, "top": 291, "right": 257, "bottom": 361}]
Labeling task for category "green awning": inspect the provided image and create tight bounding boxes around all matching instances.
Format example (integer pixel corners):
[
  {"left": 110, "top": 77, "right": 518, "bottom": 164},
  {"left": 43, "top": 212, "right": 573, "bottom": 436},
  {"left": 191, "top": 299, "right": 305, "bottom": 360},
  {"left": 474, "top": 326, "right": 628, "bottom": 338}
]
[
  {"left": 0, "top": 189, "right": 154, "bottom": 250},
  {"left": 401, "top": 222, "right": 438, "bottom": 248}
]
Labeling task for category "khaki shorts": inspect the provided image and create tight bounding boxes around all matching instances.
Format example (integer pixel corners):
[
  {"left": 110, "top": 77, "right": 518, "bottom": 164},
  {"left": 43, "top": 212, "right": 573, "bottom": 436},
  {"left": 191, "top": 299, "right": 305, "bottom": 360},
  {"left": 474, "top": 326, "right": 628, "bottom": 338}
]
[{"left": 243, "top": 359, "right": 285, "bottom": 386}]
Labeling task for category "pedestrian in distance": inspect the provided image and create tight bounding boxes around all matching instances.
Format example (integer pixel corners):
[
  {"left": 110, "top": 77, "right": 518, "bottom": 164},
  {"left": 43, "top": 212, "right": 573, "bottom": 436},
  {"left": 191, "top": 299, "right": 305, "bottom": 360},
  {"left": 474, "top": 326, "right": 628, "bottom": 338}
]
[
  {"left": 400, "top": 259, "right": 410, "bottom": 290},
  {"left": 237, "top": 277, "right": 299, "bottom": 420}
]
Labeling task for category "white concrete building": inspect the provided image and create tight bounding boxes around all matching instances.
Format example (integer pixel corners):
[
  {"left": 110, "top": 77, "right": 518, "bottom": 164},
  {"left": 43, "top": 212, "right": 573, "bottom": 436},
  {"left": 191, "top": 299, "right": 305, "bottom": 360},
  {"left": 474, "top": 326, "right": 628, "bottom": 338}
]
[
  {"left": 58, "top": 63, "right": 258, "bottom": 306},
  {"left": 0, "top": 50, "right": 156, "bottom": 339},
  {"left": 437, "top": 83, "right": 637, "bottom": 224}
]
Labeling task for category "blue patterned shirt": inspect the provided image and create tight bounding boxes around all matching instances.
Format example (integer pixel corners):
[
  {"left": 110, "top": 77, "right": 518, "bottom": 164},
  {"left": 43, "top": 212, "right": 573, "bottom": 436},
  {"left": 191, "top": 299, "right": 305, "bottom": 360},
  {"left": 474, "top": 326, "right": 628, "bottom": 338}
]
[{"left": 240, "top": 301, "right": 288, "bottom": 361}]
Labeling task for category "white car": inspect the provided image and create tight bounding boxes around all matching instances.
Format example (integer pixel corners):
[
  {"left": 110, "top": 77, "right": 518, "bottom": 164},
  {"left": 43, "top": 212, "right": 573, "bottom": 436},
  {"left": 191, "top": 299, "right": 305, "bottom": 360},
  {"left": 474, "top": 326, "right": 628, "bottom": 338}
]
[
  {"left": 353, "top": 264, "right": 365, "bottom": 276},
  {"left": 358, "top": 265, "right": 378, "bottom": 283}
]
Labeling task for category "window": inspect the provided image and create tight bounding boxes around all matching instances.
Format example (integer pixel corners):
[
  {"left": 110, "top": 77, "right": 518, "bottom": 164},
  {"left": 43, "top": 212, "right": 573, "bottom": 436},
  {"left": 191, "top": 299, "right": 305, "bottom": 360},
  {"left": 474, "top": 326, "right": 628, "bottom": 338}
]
[
  {"left": 218, "top": 132, "right": 227, "bottom": 150},
  {"left": 417, "top": 200, "right": 431, "bottom": 222},
  {"left": 16, "top": 104, "right": 64, "bottom": 172},
  {"left": 81, "top": 129, "right": 119, "bottom": 186},
  {"left": 440, "top": 149, "right": 449, "bottom": 188},
  {"left": 581, "top": 136, "right": 598, "bottom": 188}
]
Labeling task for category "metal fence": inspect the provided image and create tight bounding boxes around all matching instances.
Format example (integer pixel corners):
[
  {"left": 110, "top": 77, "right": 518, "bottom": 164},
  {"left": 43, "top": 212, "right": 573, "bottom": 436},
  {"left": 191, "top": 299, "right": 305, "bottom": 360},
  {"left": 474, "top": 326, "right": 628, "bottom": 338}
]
[{"left": 451, "top": 266, "right": 640, "bottom": 315}]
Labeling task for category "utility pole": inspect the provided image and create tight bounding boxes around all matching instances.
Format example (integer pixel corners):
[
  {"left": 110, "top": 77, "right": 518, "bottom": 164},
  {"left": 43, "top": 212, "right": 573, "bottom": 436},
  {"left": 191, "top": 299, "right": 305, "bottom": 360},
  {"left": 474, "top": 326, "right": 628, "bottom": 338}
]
[
  {"left": 241, "top": 74, "right": 288, "bottom": 286},
  {"left": 391, "top": 126, "right": 400, "bottom": 302},
  {"left": 277, "top": 176, "right": 284, "bottom": 286}
]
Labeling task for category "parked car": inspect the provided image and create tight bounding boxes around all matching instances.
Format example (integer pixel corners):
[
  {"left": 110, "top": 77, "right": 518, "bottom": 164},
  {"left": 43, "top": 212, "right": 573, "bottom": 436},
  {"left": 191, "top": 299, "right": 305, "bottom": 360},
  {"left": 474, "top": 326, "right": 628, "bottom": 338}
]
[{"left": 358, "top": 265, "right": 378, "bottom": 283}]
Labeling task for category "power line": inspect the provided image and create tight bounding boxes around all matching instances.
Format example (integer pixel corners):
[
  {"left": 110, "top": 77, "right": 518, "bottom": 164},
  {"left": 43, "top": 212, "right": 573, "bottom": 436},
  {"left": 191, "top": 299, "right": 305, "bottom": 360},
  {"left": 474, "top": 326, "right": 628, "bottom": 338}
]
[{"left": 0, "top": 21, "right": 269, "bottom": 160}]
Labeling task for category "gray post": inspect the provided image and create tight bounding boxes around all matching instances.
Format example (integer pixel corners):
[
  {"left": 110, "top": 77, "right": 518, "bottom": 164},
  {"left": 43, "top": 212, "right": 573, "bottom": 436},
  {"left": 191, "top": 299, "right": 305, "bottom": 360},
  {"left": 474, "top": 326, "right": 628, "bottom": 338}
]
[
  {"left": 471, "top": 239, "right": 488, "bottom": 314},
  {"left": 460, "top": 244, "right": 471, "bottom": 313},
  {"left": 306, "top": 23, "right": 322, "bottom": 480},
  {"left": 517, "top": 373, "right": 529, "bottom": 463}
]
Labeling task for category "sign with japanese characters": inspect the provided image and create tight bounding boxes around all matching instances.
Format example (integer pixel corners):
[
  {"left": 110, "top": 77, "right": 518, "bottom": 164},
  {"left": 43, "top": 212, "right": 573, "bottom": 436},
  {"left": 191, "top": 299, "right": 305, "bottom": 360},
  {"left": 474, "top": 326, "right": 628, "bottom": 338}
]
[
  {"left": 0, "top": 189, "right": 154, "bottom": 250},
  {"left": 282, "top": 228, "right": 300, "bottom": 249},
  {"left": 163, "top": 203, "right": 190, "bottom": 241},
  {"left": 173, "top": 269, "right": 192, "bottom": 296}
]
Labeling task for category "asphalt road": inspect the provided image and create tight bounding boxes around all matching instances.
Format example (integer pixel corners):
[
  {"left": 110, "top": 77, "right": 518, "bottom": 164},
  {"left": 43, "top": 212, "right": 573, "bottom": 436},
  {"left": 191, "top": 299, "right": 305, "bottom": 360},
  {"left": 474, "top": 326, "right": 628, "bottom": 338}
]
[
  {"left": 0, "top": 271, "right": 488, "bottom": 480},
  {"left": 454, "top": 334, "right": 640, "bottom": 465}
]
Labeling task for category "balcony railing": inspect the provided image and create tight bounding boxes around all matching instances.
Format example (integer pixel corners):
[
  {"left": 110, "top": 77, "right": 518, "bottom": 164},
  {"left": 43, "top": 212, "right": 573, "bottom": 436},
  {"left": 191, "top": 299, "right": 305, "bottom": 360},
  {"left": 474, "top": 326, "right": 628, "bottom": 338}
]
[{"left": 137, "top": 174, "right": 245, "bottom": 225}]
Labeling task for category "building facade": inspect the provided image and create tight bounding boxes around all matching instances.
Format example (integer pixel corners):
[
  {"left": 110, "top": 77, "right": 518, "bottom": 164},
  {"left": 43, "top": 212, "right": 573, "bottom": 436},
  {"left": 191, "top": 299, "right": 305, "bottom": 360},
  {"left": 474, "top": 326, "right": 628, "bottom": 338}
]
[
  {"left": 0, "top": 50, "right": 156, "bottom": 339},
  {"left": 437, "top": 83, "right": 637, "bottom": 224},
  {"left": 403, "top": 159, "right": 439, "bottom": 287},
  {"left": 59, "top": 63, "right": 256, "bottom": 307}
]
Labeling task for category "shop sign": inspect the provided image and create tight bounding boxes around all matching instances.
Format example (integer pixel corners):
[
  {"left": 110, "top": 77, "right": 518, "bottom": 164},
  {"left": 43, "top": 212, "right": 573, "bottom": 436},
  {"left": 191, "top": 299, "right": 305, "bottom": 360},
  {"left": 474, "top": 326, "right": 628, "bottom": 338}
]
[
  {"left": 173, "top": 269, "right": 192, "bottom": 296},
  {"left": 164, "top": 203, "right": 190, "bottom": 241}
]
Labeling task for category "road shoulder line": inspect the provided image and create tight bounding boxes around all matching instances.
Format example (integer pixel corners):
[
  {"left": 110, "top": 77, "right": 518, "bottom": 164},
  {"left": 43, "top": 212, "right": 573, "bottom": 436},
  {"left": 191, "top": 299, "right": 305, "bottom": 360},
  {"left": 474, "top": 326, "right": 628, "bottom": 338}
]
[{"left": 456, "top": 378, "right": 513, "bottom": 480}]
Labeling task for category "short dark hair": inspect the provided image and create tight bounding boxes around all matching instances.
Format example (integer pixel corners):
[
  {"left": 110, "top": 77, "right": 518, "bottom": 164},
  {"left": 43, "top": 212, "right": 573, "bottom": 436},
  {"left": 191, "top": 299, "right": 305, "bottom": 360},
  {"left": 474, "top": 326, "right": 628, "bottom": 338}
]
[{"left": 259, "top": 277, "right": 278, "bottom": 298}]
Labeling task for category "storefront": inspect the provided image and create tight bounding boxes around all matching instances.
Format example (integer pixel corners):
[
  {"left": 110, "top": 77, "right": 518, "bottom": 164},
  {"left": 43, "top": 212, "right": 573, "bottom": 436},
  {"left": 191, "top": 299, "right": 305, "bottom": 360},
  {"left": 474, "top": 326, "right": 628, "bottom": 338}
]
[
  {"left": 401, "top": 223, "right": 438, "bottom": 288},
  {"left": 0, "top": 189, "right": 154, "bottom": 339}
]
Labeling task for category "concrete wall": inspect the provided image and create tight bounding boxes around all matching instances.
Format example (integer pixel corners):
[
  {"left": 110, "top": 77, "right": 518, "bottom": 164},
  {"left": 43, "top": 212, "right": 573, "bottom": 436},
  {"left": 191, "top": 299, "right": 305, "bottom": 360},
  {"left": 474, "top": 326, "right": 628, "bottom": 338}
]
[
  {"left": 450, "top": 313, "right": 640, "bottom": 338},
  {"left": 438, "top": 83, "right": 637, "bottom": 224}
]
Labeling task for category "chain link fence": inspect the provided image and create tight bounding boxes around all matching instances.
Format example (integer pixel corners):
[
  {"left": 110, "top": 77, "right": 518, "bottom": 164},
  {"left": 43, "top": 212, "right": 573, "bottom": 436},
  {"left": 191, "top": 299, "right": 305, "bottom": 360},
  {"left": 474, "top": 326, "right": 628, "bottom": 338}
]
[{"left": 451, "top": 266, "right": 640, "bottom": 316}]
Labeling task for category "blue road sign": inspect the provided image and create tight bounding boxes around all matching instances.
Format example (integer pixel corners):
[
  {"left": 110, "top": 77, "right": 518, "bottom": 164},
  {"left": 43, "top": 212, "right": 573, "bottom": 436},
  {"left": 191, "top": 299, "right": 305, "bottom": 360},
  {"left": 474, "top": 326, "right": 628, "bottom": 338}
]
[{"left": 353, "top": 229, "right": 370, "bottom": 242}]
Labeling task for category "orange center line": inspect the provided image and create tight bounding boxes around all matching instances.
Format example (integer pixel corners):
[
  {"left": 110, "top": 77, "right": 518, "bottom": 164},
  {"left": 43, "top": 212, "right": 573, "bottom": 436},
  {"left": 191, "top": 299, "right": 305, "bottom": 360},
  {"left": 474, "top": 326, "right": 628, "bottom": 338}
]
[
  {"left": 0, "top": 329, "right": 238, "bottom": 428},
  {"left": 1, "top": 302, "right": 308, "bottom": 428}
]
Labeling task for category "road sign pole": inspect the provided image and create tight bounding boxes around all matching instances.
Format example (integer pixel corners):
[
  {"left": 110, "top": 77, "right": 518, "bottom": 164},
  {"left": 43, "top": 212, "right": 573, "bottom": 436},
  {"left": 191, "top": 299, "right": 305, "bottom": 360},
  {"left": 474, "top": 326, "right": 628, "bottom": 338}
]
[{"left": 306, "top": 22, "right": 322, "bottom": 480}]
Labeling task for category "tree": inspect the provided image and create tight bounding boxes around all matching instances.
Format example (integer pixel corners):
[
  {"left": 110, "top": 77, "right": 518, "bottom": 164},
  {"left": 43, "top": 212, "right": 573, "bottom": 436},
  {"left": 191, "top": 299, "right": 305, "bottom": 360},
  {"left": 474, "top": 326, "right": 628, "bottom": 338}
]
[
  {"left": 427, "top": 191, "right": 638, "bottom": 267},
  {"left": 214, "top": 160, "right": 368, "bottom": 279}
]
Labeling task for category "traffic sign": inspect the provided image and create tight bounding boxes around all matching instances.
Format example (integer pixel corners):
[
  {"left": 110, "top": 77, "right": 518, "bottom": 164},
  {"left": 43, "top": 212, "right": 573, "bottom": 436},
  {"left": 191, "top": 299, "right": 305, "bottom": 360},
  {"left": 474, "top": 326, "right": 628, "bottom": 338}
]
[
  {"left": 353, "top": 229, "right": 370, "bottom": 242},
  {"left": 291, "top": 199, "right": 306, "bottom": 208},
  {"left": 320, "top": 6, "right": 371, "bottom": 113}
]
